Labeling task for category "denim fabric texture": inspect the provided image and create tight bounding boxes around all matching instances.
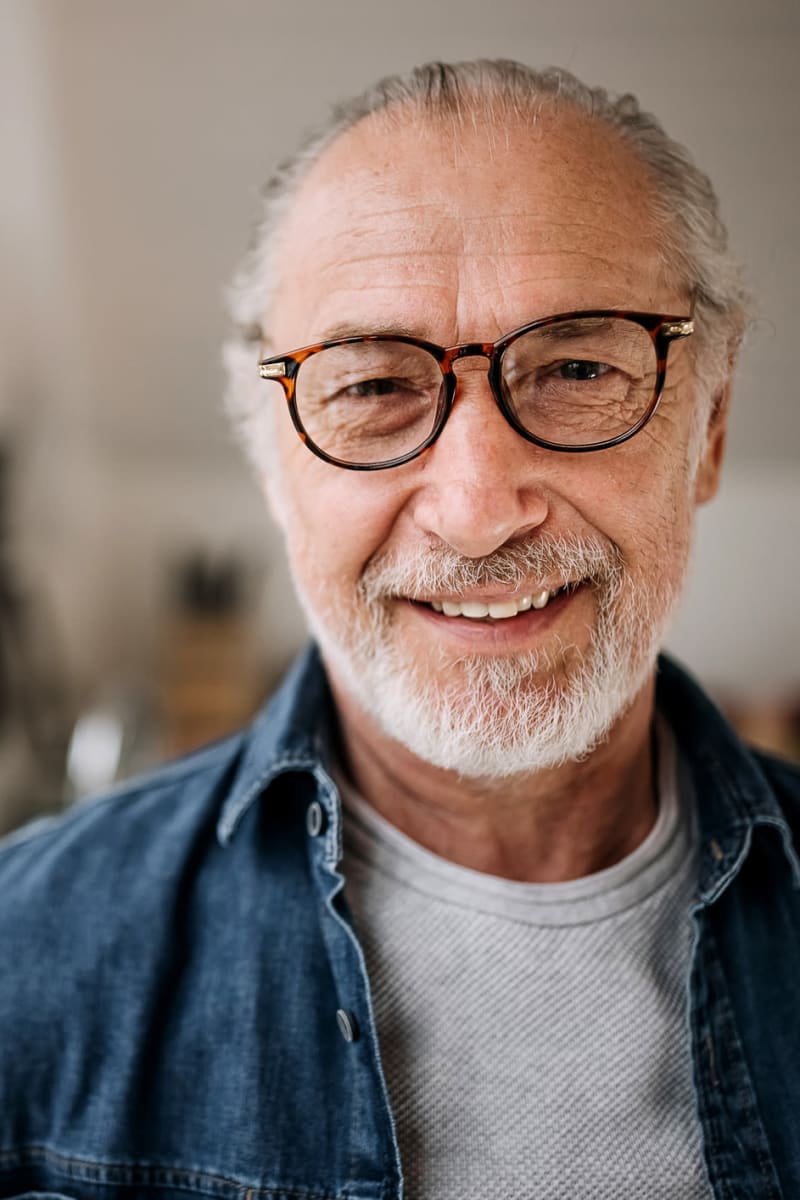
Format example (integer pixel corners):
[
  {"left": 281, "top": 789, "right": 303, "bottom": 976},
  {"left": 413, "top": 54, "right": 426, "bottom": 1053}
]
[{"left": 0, "top": 645, "right": 798, "bottom": 1200}]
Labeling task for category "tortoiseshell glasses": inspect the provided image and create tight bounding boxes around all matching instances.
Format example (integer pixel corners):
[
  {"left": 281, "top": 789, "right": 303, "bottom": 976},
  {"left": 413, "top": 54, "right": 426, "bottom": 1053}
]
[{"left": 258, "top": 310, "right": 694, "bottom": 471}]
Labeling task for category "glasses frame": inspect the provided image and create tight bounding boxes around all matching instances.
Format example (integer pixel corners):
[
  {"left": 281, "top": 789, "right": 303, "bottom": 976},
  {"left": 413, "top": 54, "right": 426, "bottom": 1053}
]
[{"left": 258, "top": 309, "right": 694, "bottom": 471}]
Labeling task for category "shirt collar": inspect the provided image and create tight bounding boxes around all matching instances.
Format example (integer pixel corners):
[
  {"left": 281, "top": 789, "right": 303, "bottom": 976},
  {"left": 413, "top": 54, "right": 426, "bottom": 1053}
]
[
  {"left": 655, "top": 656, "right": 800, "bottom": 902},
  {"left": 217, "top": 645, "right": 800, "bottom": 900},
  {"left": 217, "top": 643, "right": 338, "bottom": 845}
]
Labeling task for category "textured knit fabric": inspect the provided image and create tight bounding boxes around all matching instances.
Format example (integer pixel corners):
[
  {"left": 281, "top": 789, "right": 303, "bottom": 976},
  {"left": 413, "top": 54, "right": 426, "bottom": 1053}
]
[{"left": 340, "top": 724, "right": 713, "bottom": 1200}]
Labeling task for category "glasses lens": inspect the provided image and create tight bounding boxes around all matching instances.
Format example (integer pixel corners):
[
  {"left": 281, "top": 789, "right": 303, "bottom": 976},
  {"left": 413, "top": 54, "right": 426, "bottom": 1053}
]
[
  {"left": 501, "top": 317, "right": 658, "bottom": 447},
  {"left": 295, "top": 340, "right": 443, "bottom": 465}
]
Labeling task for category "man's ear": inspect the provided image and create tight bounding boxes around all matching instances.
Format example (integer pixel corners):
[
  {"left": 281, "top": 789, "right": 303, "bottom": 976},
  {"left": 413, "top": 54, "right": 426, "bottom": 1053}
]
[{"left": 694, "top": 381, "right": 732, "bottom": 505}]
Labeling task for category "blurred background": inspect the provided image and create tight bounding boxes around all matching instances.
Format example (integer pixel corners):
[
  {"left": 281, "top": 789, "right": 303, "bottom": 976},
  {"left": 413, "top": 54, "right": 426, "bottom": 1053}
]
[{"left": 0, "top": 0, "right": 798, "bottom": 833}]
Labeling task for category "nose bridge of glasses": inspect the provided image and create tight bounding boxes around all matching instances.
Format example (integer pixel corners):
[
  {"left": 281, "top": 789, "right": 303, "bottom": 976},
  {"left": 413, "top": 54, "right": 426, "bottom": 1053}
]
[
  {"left": 442, "top": 343, "right": 504, "bottom": 420},
  {"left": 445, "top": 342, "right": 496, "bottom": 372},
  {"left": 445, "top": 343, "right": 498, "bottom": 399}
]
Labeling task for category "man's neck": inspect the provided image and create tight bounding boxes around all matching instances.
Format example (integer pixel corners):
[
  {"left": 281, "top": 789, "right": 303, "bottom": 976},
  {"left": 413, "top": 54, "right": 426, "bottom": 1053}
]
[{"left": 329, "top": 675, "right": 659, "bottom": 884}]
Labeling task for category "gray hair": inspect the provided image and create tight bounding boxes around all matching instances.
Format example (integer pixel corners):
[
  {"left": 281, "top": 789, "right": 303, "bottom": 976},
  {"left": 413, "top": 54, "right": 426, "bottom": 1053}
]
[{"left": 224, "top": 58, "right": 751, "bottom": 473}]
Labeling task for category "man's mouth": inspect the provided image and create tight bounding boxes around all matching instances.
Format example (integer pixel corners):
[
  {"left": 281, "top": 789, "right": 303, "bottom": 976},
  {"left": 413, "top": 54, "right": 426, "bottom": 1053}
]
[{"left": 418, "top": 584, "right": 574, "bottom": 621}]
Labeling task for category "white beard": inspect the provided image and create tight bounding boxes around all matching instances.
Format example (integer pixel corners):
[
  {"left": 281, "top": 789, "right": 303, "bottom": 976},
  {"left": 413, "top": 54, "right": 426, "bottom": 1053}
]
[{"left": 294, "top": 533, "right": 684, "bottom": 780}]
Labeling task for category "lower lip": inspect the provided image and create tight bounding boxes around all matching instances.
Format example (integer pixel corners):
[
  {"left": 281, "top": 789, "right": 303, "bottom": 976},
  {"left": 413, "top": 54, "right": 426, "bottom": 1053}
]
[{"left": 405, "top": 587, "right": 579, "bottom": 649}]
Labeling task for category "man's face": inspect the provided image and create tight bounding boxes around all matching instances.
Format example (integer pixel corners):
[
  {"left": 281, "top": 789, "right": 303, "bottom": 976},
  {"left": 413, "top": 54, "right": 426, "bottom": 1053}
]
[{"left": 262, "top": 103, "right": 727, "bottom": 777}]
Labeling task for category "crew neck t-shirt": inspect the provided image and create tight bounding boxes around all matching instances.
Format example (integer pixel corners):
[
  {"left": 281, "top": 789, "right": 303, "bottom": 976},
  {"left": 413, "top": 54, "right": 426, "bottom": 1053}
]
[{"left": 339, "top": 723, "right": 712, "bottom": 1199}]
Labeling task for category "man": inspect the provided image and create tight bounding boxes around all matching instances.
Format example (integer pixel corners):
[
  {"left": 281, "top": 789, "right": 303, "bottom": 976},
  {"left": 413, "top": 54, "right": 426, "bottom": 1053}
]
[{"left": 0, "top": 59, "right": 798, "bottom": 1200}]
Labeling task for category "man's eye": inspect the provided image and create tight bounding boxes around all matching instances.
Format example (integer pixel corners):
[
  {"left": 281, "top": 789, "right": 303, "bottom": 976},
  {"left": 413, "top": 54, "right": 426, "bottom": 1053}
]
[
  {"left": 345, "top": 377, "right": 401, "bottom": 397},
  {"left": 552, "top": 359, "right": 612, "bottom": 382}
]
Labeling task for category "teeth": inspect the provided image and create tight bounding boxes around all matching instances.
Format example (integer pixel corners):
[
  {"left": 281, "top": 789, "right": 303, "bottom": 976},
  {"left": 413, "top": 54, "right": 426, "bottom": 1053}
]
[
  {"left": 488, "top": 599, "right": 520, "bottom": 619},
  {"left": 428, "top": 587, "right": 565, "bottom": 620},
  {"left": 461, "top": 601, "right": 489, "bottom": 618}
]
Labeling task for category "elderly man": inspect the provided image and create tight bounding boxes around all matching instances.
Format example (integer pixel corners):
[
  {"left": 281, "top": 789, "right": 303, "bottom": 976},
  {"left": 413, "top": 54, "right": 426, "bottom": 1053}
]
[{"left": 1, "top": 59, "right": 798, "bottom": 1200}]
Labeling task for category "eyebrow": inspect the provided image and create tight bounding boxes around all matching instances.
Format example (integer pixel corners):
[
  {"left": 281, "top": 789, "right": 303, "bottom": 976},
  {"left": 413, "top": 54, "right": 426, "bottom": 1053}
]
[
  {"left": 533, "top": 318, "right": 617, "bottom": 341},
  {"left": 317, "top": 321, "right": 429, "bottom": 343},
  {"left": 315, "top": 316, "right": 621, "bottom": 347}
]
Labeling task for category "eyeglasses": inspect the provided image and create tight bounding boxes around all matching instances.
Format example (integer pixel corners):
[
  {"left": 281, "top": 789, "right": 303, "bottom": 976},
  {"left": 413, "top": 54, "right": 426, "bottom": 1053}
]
[{"left": 258, "top": 309, "right": 694, "bottom": 471}]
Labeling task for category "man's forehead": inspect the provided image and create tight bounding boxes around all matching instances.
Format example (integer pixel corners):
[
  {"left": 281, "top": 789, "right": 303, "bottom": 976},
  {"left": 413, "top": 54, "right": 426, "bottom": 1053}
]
[
  {"left": 285, "top": 101, "right": 659, "bottom": 233},
  {"left": 269, "top": 103, "right": 673, "bottom": 342}
]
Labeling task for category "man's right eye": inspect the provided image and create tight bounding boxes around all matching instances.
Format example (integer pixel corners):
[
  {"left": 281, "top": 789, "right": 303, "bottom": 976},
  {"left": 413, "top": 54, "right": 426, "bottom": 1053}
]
[{"left": 344, "top": 377, "right": 400, "bottom": 398}]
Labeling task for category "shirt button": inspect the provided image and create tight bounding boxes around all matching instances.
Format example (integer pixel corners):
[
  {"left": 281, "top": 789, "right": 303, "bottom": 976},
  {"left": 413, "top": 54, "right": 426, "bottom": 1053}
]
[
  {"left": 306, "top": 800, "right": 326, "bottom": 838},
  {"left": 336, "top": 1008, "right": 359, "bottom": 1043}
]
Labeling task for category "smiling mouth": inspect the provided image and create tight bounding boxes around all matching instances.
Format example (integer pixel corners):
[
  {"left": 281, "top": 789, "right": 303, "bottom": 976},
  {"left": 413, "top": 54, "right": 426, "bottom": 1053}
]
[{"left": 418, "top": 584, "right": 575, "bottom": 621}]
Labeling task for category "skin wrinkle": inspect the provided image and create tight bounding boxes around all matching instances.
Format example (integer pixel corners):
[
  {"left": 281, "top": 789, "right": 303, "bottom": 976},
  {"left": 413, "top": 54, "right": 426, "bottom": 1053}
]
[
  {"left": 293, "top": 256, "right": 690, "bottom": 348},
  {"left": 273, "top": 117, "right": 672, "bottom": 302},
  {"left": 262, "top": 104, "right": 730, "bottom": 882},
  {"left": 293, "top": 232, "right": 662, "bottom": 270},
  {"left": 295, "top": 264, "right": 692, "bottom": 356},
  {"left": 291, "top": 176, "right": 675, "bottom": 298}
]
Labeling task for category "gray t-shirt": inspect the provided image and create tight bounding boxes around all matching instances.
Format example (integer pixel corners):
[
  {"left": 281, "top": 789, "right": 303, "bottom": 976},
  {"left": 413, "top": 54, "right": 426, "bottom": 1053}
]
[{"left": 340, "top": 724, "right": 712, "bottom": 1199}]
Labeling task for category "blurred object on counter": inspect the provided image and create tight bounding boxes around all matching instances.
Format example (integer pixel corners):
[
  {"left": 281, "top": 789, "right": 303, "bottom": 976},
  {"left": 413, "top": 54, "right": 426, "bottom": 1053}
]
[
  {"left": 67, "top": 710, "right": 123, "bottom": 796},
  {"left": 0, "top": 441, "right": 72, "bottom": 834},
  {"left": 158, "top": 552, "right": 265, "bottom": 759},
  {"left": 63, "top": 683, "right": 160, "bottom": 804}
]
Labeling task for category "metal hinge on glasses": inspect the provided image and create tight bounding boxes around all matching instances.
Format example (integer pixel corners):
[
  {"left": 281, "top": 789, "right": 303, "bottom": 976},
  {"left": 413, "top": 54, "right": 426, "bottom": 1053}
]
[{"left": 662, "top": 319, "right": 694, "bottom": 338}]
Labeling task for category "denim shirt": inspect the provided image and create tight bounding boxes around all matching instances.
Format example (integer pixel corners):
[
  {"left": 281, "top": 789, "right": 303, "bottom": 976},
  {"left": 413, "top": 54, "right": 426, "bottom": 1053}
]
[{"left": 0, "top": 646, "right": 798, "bottom": 1200}]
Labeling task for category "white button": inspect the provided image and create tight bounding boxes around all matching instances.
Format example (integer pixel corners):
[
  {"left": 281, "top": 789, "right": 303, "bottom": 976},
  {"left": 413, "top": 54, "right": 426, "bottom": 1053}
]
[
  {"left": 336, "top": 1009, "right": 359, "bottom": 1043},
  {"left": 306, "top": 800, "right": 326, "bottom": 838}
]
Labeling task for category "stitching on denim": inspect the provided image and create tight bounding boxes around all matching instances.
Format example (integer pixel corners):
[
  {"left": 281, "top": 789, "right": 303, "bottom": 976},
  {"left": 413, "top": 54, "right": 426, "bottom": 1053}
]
[
  {"left": 689, "top": 950, "right": 737, "bottom": 1200},
  {"left": 312, "top": 769, "right": 343, "bottom": 867},
  {"left": 0, "top": 1147, "right": 352, "bottom": 1200},
  {"left": 697, "top": 823, "right": 753, "bottom": 906},
  {"left": 0, "top": 1148, "right": 247, "bottom": 1192},
  {"left": 691, "top": 927, "right": 783, "bottom": 1200},
  {"left": 216, "top": 754, "right": 318, "bottom": 844}
]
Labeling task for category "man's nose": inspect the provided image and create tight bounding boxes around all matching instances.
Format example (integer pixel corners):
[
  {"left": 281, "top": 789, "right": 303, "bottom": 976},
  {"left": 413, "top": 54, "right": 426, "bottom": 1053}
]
[{"left": 409, "top": 361, "right": 550, "bottom": 559}]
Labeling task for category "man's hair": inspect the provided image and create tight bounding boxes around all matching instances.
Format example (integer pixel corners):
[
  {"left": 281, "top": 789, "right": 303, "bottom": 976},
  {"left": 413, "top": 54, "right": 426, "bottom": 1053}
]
[{"left": 224, "top": 58, "right": 751, "bottom": 473}]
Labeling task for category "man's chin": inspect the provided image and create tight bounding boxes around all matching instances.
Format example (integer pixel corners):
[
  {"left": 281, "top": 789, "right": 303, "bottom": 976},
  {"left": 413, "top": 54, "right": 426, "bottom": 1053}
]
[{"left": 321, "top": 631, "right": 651, "bottom": 780}]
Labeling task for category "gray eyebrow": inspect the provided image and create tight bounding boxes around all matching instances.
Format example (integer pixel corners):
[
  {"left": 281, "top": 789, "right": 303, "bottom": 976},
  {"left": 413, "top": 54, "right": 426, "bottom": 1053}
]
[
  {"left": 532, "top": 319, "right": 618, "bottom": 342},
  {"left": 317, "top": 322, "right": 429, "bottom": 343},
  {"left": 316, "top": 316, "right": 624, "bottom": 348}
]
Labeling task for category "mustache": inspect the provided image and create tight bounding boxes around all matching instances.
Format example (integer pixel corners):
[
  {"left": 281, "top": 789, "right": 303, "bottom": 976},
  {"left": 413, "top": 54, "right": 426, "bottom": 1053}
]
[{"left": 359, "top": 533, "right": 624, "bottom": 603}]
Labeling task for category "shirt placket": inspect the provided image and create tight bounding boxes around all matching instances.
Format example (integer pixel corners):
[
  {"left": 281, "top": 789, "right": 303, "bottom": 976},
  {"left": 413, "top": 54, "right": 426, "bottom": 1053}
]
[
  {"left": 690, "top": 899, "right": 784, "bottom": 1198},
  {"left": 305, "top": 772, "right": 405, "bottom": 1199}
]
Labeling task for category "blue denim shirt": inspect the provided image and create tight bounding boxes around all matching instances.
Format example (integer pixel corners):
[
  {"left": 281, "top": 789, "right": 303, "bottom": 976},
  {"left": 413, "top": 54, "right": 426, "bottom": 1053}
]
[{"left": 1, "top": 646, "right": 798, "bottom": 1200}]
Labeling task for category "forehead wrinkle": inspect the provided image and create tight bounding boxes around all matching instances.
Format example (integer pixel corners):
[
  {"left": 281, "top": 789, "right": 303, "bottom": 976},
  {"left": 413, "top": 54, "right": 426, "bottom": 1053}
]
[
  {"left": 307, "top": 220, "right": 657, "bottom": 274},
  {"left": 309, "top": 211, "right": 663, "bottom": 272},
  {"left": 290, "top": 281, "right": 459, "bottom": 346},
  {"left": 270, "top": 105, "right": 681, "bottom": 351},
  {"left": 290, "top": 101, "right": 665, "bottom": 240},
  {"left": 286, "top": 192, "right": 456, "bottom": 246}
]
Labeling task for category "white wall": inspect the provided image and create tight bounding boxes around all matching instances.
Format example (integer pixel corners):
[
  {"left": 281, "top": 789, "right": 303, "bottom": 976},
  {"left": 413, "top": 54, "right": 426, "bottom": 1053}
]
[{"left": 1, "top": 0, "right": 798, "bottom": 703}]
